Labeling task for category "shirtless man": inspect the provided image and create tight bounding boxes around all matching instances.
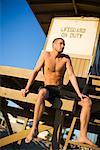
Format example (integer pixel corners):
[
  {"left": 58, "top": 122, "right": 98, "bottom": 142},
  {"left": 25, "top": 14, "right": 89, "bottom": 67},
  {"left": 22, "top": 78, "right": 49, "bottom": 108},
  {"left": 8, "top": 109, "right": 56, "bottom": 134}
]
[{"left": 21, "top": 38, "right": 96, "bottom": 147}]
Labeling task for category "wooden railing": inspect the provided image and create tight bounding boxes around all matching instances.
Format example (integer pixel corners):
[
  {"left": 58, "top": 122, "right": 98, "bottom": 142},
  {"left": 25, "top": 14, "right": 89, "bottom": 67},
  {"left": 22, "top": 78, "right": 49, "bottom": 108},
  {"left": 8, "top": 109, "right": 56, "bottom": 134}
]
[{"left": 0, "top": 66, "right": 99, "bottom": 149}]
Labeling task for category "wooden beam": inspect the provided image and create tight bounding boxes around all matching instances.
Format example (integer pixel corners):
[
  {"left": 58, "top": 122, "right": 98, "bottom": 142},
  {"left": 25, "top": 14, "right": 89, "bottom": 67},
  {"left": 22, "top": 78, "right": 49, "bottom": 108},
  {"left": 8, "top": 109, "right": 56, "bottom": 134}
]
[
  {"left": 92, "top": 80, "right": 100, "bottom": 86},
  {"left": 17, "top": 118, "right": 28, "bottom": 145},
  {"left": 63, "top": 117, "right": 77, "bottom": 150},
  {"left": 30, "top": 3, "right": 73, "bottom": 13},
  {"left": 0, "top": 124, "right": 53, "bottom": 148},
  {"left": 52, "top": 110, "right": 64, "bottom": 150},
  {"left": 68, "top": 140, "right": 99, "bottom": 150},
  {"left": 0, "top": 98, "right": 13, "bottom": 135},
  {"left": 0, "top": 66, "right": 31, "bottom": 79},
  {"left": 1, "top": 111, "right": 13, "bottom": 135},
  {"left": 89, "top": 95, "right": 100, "bottom": 100},
  {"left": 0, "top": 66, "right": 43, "bottom": 81},
  {"left": 0, "top": 87, "right": 75, "bottom": 112},
  {"left": 1, "top": 105, "right": 55, "bottom": 121},
  {"left": 30, "top": 3, "right": 100, "bottom": 14},
  {"left": 89, "top": 75, "right": 100, "bottom": 79}
]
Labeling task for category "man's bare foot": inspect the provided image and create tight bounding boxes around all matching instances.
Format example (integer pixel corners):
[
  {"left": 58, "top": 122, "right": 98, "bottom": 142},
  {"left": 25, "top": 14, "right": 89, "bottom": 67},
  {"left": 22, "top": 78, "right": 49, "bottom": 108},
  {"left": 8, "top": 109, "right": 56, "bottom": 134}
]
[
  {"left": 25, "top": 129, "right": 38, "bottom": 143},
  {"left": 77, "top": 136, "right": 97, "bottom": 148}
]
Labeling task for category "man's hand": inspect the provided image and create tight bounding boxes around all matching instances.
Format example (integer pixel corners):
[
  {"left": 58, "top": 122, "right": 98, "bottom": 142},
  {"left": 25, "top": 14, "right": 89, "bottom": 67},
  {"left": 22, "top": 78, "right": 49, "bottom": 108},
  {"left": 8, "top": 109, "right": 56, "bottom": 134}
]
[
  {"left": 21, "top": 89, "right": 29, "bottom": 97},
  {"left": 78, "top": 93, "right": 89, "bottom": 106},
  {"left": 78, "top": 93, "right": 88, "bottom": 100}
]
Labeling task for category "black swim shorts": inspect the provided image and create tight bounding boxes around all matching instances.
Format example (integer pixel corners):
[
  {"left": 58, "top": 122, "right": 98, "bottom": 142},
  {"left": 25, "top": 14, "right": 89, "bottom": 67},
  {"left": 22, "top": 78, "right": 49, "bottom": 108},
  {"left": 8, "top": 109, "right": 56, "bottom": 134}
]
[{"left": 38, "top": 85, "right": 80, "bottom": 102}]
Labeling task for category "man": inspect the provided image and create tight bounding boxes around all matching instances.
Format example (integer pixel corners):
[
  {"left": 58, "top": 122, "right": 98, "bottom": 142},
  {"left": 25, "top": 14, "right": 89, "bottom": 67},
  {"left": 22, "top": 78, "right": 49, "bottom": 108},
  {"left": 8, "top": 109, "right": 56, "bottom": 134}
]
[{"left": 21, "top": 38, "right": 96, "bottom": 147}]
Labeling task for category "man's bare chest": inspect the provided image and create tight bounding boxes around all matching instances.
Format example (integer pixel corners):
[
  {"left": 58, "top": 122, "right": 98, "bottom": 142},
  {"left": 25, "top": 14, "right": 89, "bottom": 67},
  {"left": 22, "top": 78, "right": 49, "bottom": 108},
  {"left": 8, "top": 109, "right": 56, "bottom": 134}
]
[{"left": 44, "top": 58, "right": 66, "bottom": 72}]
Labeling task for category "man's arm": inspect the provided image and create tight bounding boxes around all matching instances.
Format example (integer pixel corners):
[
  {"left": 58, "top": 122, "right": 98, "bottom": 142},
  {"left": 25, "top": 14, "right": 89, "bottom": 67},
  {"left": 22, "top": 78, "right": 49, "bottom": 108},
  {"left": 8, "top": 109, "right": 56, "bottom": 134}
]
[
  {"left": 21, "top": 52, "right": 45, "bottom": 96},
  {"left": 66, "top": 58, "right": 86, "bottom": 99}
]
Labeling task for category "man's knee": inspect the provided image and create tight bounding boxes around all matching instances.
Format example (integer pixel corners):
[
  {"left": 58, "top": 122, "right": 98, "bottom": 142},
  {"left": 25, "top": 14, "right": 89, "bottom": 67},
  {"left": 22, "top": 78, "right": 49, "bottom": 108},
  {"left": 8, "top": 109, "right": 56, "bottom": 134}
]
[
  {"left": 83, "top": 97, "right": 92, "bottom": 107},
  {"left": 38, "top": 88, "right": 49, "bottom": 99}
]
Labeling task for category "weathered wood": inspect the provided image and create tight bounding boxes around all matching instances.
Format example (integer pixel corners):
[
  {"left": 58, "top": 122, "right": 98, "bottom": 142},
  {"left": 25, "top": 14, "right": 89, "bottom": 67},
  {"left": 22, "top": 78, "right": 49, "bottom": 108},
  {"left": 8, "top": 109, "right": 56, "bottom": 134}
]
[
  {"left": 0, "top": 66, "right": 44, "bottom": 81},
  {"left": 0, "top": 105, "right": 56, "bottom": 123},
  {"left": 2, "top": 111, "right": 13, "bottom": 135},
  {"left": 63, "top": 75, "right": 100, "bottom": 149},
  {"left": 0, "top": 124, "right": 53, "bottom": 148},
  {"left": 0, "top": 87, "right": 75, "bottom": 112},
  {"left": 63, "top": 117, "right": 77, "bottom": 150},
  {"left": 69, "top": 140, "right": 99, "bottom": 150},
  {"left": 52, "top": 110, "right": 64, "bottom": 150},
  {"left": 0, "top": 98, "right": 13, "bottom": 135},
  {"left": 89, "top": 95, "right": 100, "bottom": 100},
  {"left": 89, "top": 75, "right": 100, "bottom": 79},
  {"left": 0, "top": 61, "right": 99, "bottom": 149},
  {"left": 88, "top": 75, "right": 100, "bottom": 100},
  {"left": 87, "top": 74, "right": 100, "bottom": 86},
  {"left": 17, "top": 118, "right": 28, "bottom": 145}
]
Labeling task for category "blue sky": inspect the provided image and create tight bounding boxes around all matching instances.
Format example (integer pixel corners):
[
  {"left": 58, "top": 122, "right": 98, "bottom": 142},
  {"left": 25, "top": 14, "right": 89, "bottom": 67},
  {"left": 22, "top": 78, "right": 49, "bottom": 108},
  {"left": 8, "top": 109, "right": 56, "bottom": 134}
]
[
  {"left": 0, "top": 0, "right": 46, "bottom": 69},
  {"left": 0, "top": 0, "right": 46, "bottom": 107}
]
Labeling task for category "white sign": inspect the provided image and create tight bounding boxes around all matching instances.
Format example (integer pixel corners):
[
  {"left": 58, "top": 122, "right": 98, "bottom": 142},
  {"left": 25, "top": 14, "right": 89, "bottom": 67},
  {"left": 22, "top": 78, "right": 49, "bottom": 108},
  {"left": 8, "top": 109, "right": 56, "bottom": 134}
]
[{"left": 44, "top": 17, "right": 99, "bottom": 57}]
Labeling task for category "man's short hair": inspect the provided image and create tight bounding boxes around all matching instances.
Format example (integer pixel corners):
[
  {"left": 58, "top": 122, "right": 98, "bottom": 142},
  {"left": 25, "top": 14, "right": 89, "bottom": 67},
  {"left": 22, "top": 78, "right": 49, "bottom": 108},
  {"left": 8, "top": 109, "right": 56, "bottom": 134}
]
[{"left": 52, "top": 38, "right": 65, "bottom": 45}]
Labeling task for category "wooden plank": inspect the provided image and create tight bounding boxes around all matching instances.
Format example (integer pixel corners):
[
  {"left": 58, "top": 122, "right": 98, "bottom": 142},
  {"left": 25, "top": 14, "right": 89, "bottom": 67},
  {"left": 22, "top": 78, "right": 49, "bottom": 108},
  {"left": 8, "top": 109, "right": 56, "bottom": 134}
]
[
  {"left": 53, "top": 98, "right": 75, "bottom": 111},
  {"left": 74, "top": 59, "right": 81, "bottom": 76},
  {"left": 82, "top": 59, "right": 90, "bottom": 77},
  {"left": 0, "top": 66, "right": 32, "bottom": 79},
  {"left": 63, "top": 117, "right": 77, "bottom": 150},
  {"left": 0, "top": 98, "right": 13, "bottom": 135},
  {"left": 88, "top": 75, "right": 100, "bottom": 99},
  {"left": 89, "top": 95, "right": 100, "bottom": 100},
  {"left": 71, "top": 58, "right": 77, "bottom": 69},
  {"left": 92, "top": 80, "right": 100, "bottom": 86},
  {"left": 0, "top": 124, "right": 53, "bottom": 147},
  {"left": 1, "top": 105, "right": 33, "bottom": 118},
  {"left": 0, "top": 87, "right": 75, "bottom": 111},
  {"left": 52, "top": 110, "right": 64, "bottom": 150},
  {"left": 1, "top": 110, "right": 13, "bottom": 135},
  {"left": 78, "top": 59, "right": 85, "bottom": 77},
  {"left": 17, "top": 118, "right": 28, "bottom": 145},
  {"left": 0, "top": 86, "right": 49, "bottom": 105},
  {"left": 80, "top": 59, "right": 85, "bottom": 77},
  {"left": 95, "top": 87, "right": 100, "bottom": 92},
  {"left": 88, "top": 75, "right": 100, "bottom": 87},
  {"left": 0, "top": 129, "right": 31, "bottom": 148},
  {"left": 64, "top": 58, "right": 77, "bottom": 85},
  {"left": 73, "top": 58, "right": 90, "bottom": 78},
  {"left": 63, "top": 70, "right": 69, "bottom": 85},
  {"left": 89, "top": 75, "right": 100, "bottom": 79},
  {"left": 94, "top": 119, "right": 100, "bottom": 124},
  {"left": 0, "top": 66, "right": 44, "bottom": 81},
  {"left": 68, "top": 140, "right": 99, "bottom": 150},
  {"left": 1, "top": 105, "right": 56, "bottom": 123},
  {"left": 67, "top": 54, "right": 91, "bottom": 59}
]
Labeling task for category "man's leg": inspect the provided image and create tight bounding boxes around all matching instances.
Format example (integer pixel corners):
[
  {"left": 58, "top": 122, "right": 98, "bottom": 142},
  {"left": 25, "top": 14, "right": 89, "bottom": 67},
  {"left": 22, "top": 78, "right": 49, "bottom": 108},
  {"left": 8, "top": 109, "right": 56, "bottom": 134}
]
[
  {"left": 25, "top": 88, "right": 49, "bottom": 143},
  {"left": 78, "top": 97, "right": 97, "bottom": 147}
]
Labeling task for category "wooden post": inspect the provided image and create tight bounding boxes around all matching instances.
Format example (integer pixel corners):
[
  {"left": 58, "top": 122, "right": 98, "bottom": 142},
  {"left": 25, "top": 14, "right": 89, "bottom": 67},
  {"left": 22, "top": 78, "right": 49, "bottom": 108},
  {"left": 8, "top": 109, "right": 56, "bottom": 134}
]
[
  {"left": 17, "top": 117, "right": 28, "bottom": 145},
  {"left": 52, "top": 109, "right": 64, "bottom": 150},
  {"left": 63, "top": 117, "right": 77, "bottom": 150},
  {"left": 0, "top": 98, "right": 13, "bottom": 135}
]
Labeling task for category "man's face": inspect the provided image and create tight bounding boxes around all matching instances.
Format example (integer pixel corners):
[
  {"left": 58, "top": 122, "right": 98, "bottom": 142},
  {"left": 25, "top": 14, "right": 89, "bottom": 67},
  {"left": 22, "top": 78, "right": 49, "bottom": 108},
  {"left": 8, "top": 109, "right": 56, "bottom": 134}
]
[{"left": 53, "top": 39, "right": 65, "bottom": 53}]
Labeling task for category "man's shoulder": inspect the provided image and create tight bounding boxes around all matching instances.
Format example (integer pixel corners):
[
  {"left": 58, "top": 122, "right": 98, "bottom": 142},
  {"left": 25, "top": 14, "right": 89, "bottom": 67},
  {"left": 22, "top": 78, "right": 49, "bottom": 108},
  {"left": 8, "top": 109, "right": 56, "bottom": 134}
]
[
  {"left": 42, "top": 51, "right": 50, "bottom": 57},
  {"left": 42, "top": 51, "right": 50, "bottom": 54},
  {"left": 61, "top": 54, "right": 70, "bottom": 60}
]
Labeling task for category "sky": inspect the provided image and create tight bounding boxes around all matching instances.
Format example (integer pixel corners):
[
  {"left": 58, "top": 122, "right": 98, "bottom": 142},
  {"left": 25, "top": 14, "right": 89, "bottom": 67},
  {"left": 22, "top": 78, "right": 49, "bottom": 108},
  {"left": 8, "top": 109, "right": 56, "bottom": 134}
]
[
  {"left": 0, "top": 0, "right": 46, "bottom": 107},
  {"left": 0, "top": 0, "right": 46, "bottom": 69}
]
